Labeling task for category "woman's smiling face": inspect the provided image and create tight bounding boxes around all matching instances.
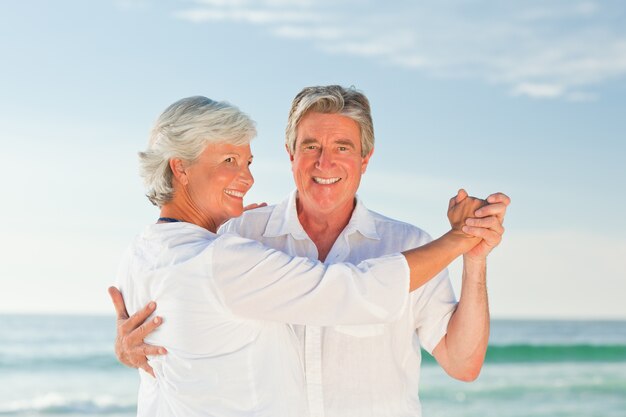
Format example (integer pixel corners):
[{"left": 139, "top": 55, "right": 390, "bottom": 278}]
[{"left": 181, "top": 142, "right": 254, "bottom": 228}]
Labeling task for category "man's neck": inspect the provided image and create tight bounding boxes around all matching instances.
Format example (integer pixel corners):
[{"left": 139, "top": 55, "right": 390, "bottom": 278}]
[{"left": 297, "top": 199, "right": 356, "bottom": 262}]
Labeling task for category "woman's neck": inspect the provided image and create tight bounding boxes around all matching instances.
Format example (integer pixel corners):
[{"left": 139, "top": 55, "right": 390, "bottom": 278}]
[{"left": 159, "top": 201, "right": 219, "bottom": 233}]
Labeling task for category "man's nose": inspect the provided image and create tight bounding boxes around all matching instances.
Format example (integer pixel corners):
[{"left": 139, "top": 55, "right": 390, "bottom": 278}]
[{"left": 315, "top": 148, "right": 334, "bottom": 170}]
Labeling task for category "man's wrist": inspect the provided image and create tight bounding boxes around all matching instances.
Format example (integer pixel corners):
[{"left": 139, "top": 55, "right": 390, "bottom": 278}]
[{"left": 462, "top": 254, "right": 487, "bottom": 274}]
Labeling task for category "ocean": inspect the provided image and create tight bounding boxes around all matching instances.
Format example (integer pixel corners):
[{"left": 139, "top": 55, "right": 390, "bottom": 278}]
[{"left": 1, "top": 316, "right": 625, "bottom": 416}]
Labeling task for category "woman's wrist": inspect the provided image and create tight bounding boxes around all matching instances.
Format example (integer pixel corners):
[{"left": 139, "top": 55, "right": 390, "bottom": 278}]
[{"left": 442, "top": 230, "right": 481, "bottom": 256}]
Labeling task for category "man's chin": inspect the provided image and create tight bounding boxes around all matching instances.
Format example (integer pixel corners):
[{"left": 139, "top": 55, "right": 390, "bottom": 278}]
[{"left": 306, "top": 200, "right": 352, "bottom": 217}]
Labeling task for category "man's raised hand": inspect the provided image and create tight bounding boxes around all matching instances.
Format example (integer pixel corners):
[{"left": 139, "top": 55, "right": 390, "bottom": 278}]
[{"left": 108, "top": 286, "right": 167, "bottom": 378}]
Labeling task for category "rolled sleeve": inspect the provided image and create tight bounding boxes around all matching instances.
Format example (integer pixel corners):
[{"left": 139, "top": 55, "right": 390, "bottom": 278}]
[{"left": 414, "top": 269, "right": 458, "bottom": 354}]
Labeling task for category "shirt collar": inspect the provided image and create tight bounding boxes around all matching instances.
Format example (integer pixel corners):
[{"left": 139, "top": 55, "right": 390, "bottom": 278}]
[
  {"left": 345, "top": 196, "right": 380, "bottom": 240},
  {"left": 263, "top": 190, "right": 380, "bottom": 241},
  {"left": 263, "top": 190, "right": 309, "bottom": 239}
]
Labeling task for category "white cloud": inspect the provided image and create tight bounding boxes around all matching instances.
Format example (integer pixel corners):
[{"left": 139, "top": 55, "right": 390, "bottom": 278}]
[
  {"left": 175, "top": 8, "right": 320, "bottom": 24},
  {"left": 565, "top": 91, "right": 597, "bottom": 102},
  {"left": 272, "top": 25, "right": 346, "bottom": 41},
  {"left": 114, "top": 0, "right": 150, "bottom": 11},
  {"left": 512, "top": 83, "right": 565, "bottom": 99},
  {"left": 517, "top": 1, "right": 599, "bottom": 21},
  {"left": 195, "top": 0, "right": 251, "bottom": 6},
  {"left": 321, "top": 30, "right": 418, "bottom": 59},
  {"left": 173, "top": 0, "right": 626, "bottom": 100}
]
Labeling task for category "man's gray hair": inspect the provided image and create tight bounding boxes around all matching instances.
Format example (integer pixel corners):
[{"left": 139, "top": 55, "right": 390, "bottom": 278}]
[
  {"left": 139, "top": 96, "right": 257, "bottom": 207},
  {"left": 285, "top": 85, "right": 374, "bottom": 157}
]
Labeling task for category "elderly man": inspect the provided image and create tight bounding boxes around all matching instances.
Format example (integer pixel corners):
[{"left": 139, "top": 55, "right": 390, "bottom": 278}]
[{"left": 111, "top": 85, "right": 509, "bottom": 416}]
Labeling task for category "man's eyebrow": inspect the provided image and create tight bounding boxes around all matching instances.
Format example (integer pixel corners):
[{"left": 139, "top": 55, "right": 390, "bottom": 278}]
[
  {"left": 299, "top": 138, "right": 319, "bottom": 146},
  {"left": 335, "top": 139, "right": 356, "bottom": 148}
]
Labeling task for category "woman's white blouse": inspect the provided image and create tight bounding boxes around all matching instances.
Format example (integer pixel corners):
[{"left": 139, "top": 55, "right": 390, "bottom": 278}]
[{"left": 116, "top": 222, "right": 410, "bottom": 417}]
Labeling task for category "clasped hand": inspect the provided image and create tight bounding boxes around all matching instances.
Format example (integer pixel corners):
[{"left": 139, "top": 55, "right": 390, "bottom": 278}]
[{"left": 447, "top": 189, "right": 510, "bottom": 261}]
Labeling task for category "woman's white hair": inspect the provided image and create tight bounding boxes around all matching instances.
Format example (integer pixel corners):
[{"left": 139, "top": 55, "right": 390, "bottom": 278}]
[
  {"left": 139, "top": 96, "right": 257, "bottom": 207},
  {"left": 285, "top": 85, "right": 374, "bottom": 157}
]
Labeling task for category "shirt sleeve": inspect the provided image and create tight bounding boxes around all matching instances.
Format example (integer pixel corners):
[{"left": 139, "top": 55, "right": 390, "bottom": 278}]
[
  {"left": 210, "top": 233, "right": 410, "bottom": 326},
  {"left": 395, "top": 227, "right": 458, "bottom": 354},
  {"left": 412, "top": 268, "right": 458, "bottom": 354}
]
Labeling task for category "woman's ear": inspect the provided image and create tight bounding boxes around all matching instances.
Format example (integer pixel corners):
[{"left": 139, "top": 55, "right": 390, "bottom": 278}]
[{"left": 169, "top": 158, "right": 188, "bottom": 186}]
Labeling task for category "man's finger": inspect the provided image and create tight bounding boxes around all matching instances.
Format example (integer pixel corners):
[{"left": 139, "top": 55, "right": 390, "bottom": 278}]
[
  {"left": 121, "top": 301, "right": 157, "bottom": 333},
  {"left": 480, "top": 229, "right": 502, "bottom": 247},
  {"left": 462, "top": 226, "right": 502, "bottom": 246},
  {"left": 465, "top": 217, "right": 504, "bottom": 234},
  {"left": 139, "top": 363, "right": 156, "bottom": 378},
  {"left": 108, "top": 286, "right": 129, "bottom": 320},
  {"left": 139, "top": 343, "right": 167, "bottom": 356},
  {"left": 244, "top": 202, "right": 268, "bottom": 211},
  {"left": 486, "top": 192, "right": 511, "bottom": 206},
  {"left": 466, "top": 216, "right": 491, "bottom": 227},
  {"left": 128, "top": 316, "right": 163, "bottom": 343},
  {"left": 474, "top": 202, "right": 507, "bottom": 219}
]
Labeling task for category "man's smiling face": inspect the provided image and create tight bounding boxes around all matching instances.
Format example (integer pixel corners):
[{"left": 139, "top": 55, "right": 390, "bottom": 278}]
[{"left": 289, "top": 111, "right": 373, "bottom": 218}]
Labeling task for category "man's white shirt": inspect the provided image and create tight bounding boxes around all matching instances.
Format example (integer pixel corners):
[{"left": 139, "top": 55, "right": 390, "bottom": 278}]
[
  {"left": 116, "top": 221, "right": 411, "bottom": 417},
  {"left": 222, "top": 191, "right": 458, "bottom": 417}
]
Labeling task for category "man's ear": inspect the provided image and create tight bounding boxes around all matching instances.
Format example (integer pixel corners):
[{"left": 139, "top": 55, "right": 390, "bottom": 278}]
[
  {"left": 169, "top": 158, "right": 188, "bottom": 185},
  {"left": 361, "top": 148, "right": 374, "bottom": 174},
  {"left": 285, "top": 144, "right": 295, "bottom": 162}
]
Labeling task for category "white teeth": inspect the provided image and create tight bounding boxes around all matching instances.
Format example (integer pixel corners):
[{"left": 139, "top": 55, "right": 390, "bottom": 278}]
[
  {"left": 313, "top": 177, "right": 341, "bottom": 185},
  {"left": 224, "top": 189, "right": 245, "bottom": 198}
]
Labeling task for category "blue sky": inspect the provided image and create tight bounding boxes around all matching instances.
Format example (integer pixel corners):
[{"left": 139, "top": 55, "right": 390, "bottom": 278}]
[{"left": 1, "top": 0, "right": 625, "bottom": 318}]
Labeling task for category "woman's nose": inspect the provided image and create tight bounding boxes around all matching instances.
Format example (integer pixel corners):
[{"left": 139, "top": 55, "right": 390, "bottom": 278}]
[{"left": 240, "top": 165, "right": 254, "bottom": 188}]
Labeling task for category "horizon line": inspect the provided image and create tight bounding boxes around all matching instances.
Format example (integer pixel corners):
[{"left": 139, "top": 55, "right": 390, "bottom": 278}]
[{"left": 1, "top": 311, "right": 625, "bottom": 322}]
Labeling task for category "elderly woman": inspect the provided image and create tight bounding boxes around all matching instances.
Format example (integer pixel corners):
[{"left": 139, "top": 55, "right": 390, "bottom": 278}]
[{"left": 116, "top": 96, "right": 482, "bottom": 417}]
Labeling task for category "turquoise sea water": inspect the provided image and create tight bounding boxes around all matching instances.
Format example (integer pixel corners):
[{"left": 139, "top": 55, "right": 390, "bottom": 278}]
[{"left": 1, "top": 316, "right": 625, "bottom": 416}]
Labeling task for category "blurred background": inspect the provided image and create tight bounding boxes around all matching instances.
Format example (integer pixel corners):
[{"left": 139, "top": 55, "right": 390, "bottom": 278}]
[{"left": 1, "top": 1, "right": 625, "bottom": 416}]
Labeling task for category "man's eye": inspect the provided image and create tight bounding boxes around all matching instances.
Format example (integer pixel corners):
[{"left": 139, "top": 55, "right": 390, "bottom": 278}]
[
  {"left": 225, "top": 157, "right": 234, "bottom": 163},
  {"left": 338, "top": 146, "right": 347, "bottom": 151}
]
